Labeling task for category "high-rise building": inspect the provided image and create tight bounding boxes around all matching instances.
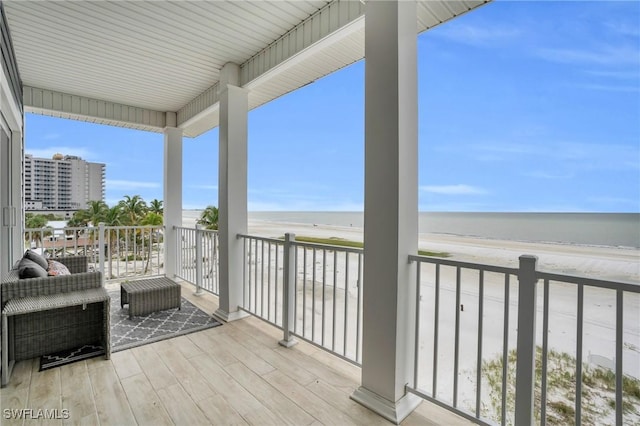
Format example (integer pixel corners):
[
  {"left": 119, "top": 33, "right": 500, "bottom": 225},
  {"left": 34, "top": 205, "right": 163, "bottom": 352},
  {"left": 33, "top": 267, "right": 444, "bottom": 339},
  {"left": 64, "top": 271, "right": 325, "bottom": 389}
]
[{"left": 24, "top": 153, "right": 105, "bottom": 212}]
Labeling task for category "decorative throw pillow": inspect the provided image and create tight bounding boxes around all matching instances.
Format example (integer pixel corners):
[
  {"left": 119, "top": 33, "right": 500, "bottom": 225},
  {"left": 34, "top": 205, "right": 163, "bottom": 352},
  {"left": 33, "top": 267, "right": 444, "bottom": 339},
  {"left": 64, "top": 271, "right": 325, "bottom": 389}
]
[
  {"left": 18, "top": 257, "right": 48, "bottom": 279},
  {"left": 47, "top": 259, "right": 71, "bottom": 276},
  {"left": 24, "top": 249, "right": 49, "bottom": 270}
]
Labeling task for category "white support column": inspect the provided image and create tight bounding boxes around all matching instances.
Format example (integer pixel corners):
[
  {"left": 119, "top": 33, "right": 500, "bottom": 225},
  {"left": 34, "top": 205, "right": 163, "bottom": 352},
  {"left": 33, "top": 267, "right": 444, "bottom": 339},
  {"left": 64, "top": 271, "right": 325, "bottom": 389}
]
[
  {"left": 163, "top": 112, "right": 183, "bottom": 279},
  {"left": 351, "top": 1, "right": 421, "bottom": 424},
  {"left": 214, "top": 62, "right": 249, "bottom": 322}
]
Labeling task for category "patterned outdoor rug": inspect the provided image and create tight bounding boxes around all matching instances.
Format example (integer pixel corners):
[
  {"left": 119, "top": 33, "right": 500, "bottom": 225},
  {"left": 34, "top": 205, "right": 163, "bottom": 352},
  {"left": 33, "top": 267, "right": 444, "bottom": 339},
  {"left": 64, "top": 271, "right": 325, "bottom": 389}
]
[
  {"left": 109, "top": 288, "right": 222, "bottom": 353},
  {"left": 40, "top": 287, "right": 221, "bottom": 370},
  {"left": 40, "top": 343, "right": 105, "bottom": 371}
]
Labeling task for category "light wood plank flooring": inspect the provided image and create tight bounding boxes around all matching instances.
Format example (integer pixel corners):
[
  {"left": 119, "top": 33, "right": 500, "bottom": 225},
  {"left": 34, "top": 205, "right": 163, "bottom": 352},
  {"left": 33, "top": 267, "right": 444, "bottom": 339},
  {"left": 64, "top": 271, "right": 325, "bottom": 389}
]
[{"left": 0, "top": 282, "right": 471, "bottom": 426}]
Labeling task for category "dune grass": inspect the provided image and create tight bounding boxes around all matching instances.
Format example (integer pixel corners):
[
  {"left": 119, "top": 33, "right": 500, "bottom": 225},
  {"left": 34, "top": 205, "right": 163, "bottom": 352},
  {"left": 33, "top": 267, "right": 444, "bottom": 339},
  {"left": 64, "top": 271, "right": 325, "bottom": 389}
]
[{"left": 284, "top": 235, "right": 450, "bottom": 258}]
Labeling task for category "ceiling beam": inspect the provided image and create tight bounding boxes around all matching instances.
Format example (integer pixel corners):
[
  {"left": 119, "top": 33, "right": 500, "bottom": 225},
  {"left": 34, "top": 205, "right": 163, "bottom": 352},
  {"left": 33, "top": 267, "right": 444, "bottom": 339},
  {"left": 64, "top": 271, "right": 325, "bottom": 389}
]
[
  {"left": 176, "top": 0, "right": 364, "bottom": 135},
  {"left": 24, "top": 86, "right": 167, "bottom": 132}
]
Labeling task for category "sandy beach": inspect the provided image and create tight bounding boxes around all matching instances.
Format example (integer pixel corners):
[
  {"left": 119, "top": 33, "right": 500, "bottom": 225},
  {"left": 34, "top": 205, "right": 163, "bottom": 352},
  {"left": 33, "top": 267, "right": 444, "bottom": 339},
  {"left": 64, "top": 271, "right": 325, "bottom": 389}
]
[{"left": 226, "top": 218, "right": 638, "bottom": 283}]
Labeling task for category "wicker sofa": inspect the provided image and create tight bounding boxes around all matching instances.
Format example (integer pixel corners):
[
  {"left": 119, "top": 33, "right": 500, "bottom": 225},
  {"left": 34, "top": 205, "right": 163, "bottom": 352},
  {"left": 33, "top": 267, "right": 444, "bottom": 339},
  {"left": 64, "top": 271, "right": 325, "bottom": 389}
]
[{"left": 1, "top": 255, "right": 110, "bottom": 387}]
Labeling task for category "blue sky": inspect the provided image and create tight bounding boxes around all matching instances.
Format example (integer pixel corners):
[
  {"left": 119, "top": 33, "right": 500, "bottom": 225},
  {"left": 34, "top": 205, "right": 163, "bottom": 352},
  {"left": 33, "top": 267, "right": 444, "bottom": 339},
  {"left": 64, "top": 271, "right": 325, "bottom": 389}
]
[{"left": 25, "top": 1, "right": 640, "bottom": 212}]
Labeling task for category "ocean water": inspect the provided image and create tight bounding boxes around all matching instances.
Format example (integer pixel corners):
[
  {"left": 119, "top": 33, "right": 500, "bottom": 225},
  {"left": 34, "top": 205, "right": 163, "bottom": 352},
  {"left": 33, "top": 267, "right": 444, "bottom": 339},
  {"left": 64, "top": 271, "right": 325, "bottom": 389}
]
[{"left": 242, "top": 211, "right": 640, "bottom": 249}]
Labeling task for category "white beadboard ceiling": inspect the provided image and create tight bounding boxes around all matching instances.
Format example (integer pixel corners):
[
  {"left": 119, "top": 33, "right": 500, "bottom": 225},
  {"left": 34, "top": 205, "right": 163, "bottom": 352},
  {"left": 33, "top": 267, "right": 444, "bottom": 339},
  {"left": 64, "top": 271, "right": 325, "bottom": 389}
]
[{"left": 3, "top": 0, "right": 489, "bottom": 138}]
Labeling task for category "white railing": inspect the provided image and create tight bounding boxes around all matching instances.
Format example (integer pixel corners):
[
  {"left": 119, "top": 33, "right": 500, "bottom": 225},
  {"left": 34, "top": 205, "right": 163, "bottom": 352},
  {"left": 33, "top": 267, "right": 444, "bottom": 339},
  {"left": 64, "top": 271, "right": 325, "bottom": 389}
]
[
  {"left": 407, "top": 254, "right": 640, "bottom": 426},
  {"left": 174, "top": 226, "right": 219, "bottom": 295},
  {"left": 100, "top": 224, "right": 164, "bottom": 281},
  {"left": 25, "top": 226, "right": 100, "bottom": 263},
  {"left": 25, "top": 224, "right": 164, "bottom": 282},
  {"left": 238, "top": 233, "right": 364, "bottom": 364}
]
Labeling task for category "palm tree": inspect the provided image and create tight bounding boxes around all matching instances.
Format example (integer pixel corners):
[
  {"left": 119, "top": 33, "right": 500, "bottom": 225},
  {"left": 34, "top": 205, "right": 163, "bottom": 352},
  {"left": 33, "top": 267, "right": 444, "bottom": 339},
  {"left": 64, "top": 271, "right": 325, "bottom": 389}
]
[
  {"left": 25, "top": 214, "right": 48, "bottom": 248},
  {"left": 103, "top": 206, "right": 124, "bottom": 279},
  {"left": 85, "top": 200, "right": 108, "bottom": 226},
  {"left": 149, "top": 199, "right": 163, "bottom": 215},
  {"left": 66, "top": 209, "right": 89, "bottom": 239},
  {"left": 197, "top": 205, "right": 219, "bottom": 230},
  {"left": 119, "top": 195, "right": 148, "bottom": 225},
  {"left": 84, "top": 200, "right": 108, "bottom": 258},
  {"left": 140, "top": 212, "right": 163, "bottom": 273}
]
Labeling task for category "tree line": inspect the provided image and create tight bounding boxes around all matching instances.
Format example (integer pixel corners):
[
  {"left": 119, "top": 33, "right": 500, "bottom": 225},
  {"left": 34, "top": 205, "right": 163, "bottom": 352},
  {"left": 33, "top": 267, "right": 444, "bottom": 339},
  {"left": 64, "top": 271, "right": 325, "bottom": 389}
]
[
  {"left": 25, "top": 195, "right": 164, "bottom": 229},
  {"left": 25, "top": 197, "right": 220, "bottom": 230}
]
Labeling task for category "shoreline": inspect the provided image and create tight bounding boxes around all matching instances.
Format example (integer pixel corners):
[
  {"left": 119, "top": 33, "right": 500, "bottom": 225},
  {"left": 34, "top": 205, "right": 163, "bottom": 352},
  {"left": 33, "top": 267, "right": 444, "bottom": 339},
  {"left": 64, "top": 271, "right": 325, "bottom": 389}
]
[{"left": 182, "top": 215, "right": 640, "bottom": 283}]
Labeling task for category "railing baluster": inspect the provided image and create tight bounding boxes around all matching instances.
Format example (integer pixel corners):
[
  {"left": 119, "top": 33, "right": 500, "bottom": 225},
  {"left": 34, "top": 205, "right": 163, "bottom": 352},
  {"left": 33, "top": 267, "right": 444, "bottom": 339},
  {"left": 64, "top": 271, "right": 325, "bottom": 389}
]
[
  {"left": 294, "top": 244, "right": 299, "bottom": 335},
  {"left": 312, "top": 248, "right": 316, "bottom": 342},
  {"left": 454, "top": 266, "right": 461, "bottom": 407},
  {"left": 242, "top": 236, "right": 247, "bottom": 308},
  {"left": 576, "top": 284, "right": 584, "bottom": 426},
  {"left": 267, "top": 242, "right": 272, "bottom": 322},
  {"left": 302, "top": 246, "right": 307, "bottom": 337},
  {"left": 332, "top": 250, "right": 337, "bottom": 352},
  {"left": 248, "top": 238, "right": 253, "bottom": 311},
  {"left": 541, "top": 279, "right": 550, "bottom": 426},
  {"left": 356, "top": 252, "right": 362, "bottom": 363},
  {"left": 344, "top": 252, "right": 349, "bottom": 357},
  {"left": 195, "top": 225, "right": 203, "bottom": 295},
  {"left": 433, "top": 263, "right": 440, "bottom": 398},
  {"left": 254, "top": 238, "right": 259, "bottom": 313},
  {"left": 275, "top": 245, "right": 279, "bottom": 325},
  {"left": 615, "top": 289, "right": 623, "bottom": 426},
  {"left": 476, "top": 269, "right": 484, "bottom": 418},
  {"left": 322, "top": 249, "right": 326, "bottom": 347},
  {"left": 261, "top": 239, "right": 265, "bottom": 317},
  {"left": 413, "top": 260, "right": 421, "bottom": 388},
  {"left": 501, "top": 274, "right": 510, "bottom": 426},
  {"left": 98, "top": 223, "right": 105, "bottom": 286}
]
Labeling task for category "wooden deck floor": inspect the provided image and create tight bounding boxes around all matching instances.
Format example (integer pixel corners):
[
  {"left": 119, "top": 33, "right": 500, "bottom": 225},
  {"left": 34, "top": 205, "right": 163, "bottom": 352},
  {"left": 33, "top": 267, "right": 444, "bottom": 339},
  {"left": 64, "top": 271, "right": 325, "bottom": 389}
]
[{"left": 1, "top": 281, "right": 471, "bottom": 426}]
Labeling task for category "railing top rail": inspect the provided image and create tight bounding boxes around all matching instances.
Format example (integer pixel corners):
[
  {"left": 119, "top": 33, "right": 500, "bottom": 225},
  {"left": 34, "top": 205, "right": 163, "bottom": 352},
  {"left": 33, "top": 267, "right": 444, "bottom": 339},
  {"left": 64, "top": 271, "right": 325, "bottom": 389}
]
[
  {"left": 292, "top": 239, "right": 364, "bottom": 254},
  {"left": 536, "top": 270, "right": 640, "bottom": 293},
  {"left": 26, "top": 225, "right": 162, "bottom": 232},
  {"left": 174, "top": 225, "right": 218, "bottom": 233},
  {"left": 237, "top": 233, "right": 284, "bottom": 245},
  {"left": 409, "top": 253, "right": 519, "bottom": 275},
  {"left": 103, "top": 225, "right": 163, "bottom": 230},
  {"left": 26, "top": 226, "right": 97, "bottom": 231}
]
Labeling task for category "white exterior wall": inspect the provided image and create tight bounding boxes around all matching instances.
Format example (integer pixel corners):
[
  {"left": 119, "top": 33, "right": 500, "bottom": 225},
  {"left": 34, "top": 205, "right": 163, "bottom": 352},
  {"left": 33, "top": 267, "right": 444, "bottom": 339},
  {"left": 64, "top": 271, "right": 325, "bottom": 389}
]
[
  {"left": 0, "top": 14, "right": 24, "bottom": 275},
  {"left": 86, "top": 161, "right": 105, "bottom": 203}
]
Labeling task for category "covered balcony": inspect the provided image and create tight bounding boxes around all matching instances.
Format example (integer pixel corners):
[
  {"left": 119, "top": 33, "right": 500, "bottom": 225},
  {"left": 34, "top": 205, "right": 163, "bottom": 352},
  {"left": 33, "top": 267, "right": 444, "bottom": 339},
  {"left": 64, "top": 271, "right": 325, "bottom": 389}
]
[{"left": 1, "top": 1, "right": 638, "bottom": 425}]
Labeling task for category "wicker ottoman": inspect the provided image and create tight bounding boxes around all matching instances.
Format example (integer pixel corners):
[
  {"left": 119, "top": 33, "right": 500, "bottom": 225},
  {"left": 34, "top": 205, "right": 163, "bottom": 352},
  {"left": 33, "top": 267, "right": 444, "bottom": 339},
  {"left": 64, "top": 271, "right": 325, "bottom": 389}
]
[{"left": 120, "top": 277, "right": 181, "bottom": 319}]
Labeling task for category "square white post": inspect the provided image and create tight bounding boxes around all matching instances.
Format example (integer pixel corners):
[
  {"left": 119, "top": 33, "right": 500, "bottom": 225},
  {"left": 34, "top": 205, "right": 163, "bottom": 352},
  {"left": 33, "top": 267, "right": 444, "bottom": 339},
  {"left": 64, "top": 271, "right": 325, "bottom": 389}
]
[
  {"left": 215, "top": 62, "right": 249, "bottom": 322},
  {"left": 163, "top": 113, "right": 183, "bottom": 279},
  {"left": 515, "top": 255, "right": 539, "bottom": 425},
  {"left": 351, "top": 1, "right": 421, "bottom": 424}
]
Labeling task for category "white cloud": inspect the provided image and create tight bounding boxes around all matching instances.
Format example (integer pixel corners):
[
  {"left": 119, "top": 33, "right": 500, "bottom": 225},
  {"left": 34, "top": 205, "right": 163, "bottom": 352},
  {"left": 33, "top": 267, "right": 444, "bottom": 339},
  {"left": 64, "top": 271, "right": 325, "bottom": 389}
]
[
  {"left": 469, "top": 141, "right": 639, "bottom": 172},
  {"left": 584, "top": 70, "right": 640, "bottom": 80},
  {"left": 605, "top": 21, "right": 640, "bottom": 38},
  {"left": 578, "top": 84, "right": 639, "bottom": 93},
  {"left": 420, "top": 184, "right": 488, "bottom": 195},
  {"left": 587, "top": 196, "right": 640, "bottom": 208},
  {"left": 433, "top": 23, "right": 522, "bottom": 47},
  {"left": 106, "top": 180, "right": 161, "bottom": 190},
  {"left": 189, "top": 184, "right": 218, "bottom": 190},
  {"left": 536, "top": 44, "right": 639, "bottom": 67},
  {"left": 523, "top": 171, "right": 573, "bottom": 180},
  {"left": 43, "top": 133, "right": 61, "bottom": 140}
]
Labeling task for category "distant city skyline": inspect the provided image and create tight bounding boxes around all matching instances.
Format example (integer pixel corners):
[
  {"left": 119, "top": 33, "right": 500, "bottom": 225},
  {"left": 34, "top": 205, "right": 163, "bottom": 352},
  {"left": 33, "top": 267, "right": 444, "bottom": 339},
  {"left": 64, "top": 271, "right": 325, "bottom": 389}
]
[{"left": 25, "top": 1, "right": 640, "bottom": 213}]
